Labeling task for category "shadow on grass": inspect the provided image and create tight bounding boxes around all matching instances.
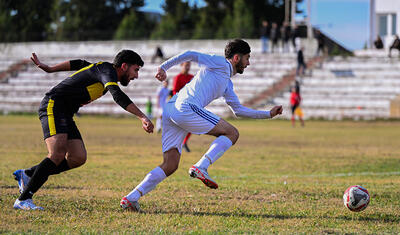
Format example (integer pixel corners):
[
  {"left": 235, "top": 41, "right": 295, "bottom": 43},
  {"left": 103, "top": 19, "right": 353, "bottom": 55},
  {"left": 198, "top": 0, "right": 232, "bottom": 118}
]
[
  {"left": 141, "top": 210, "right": 400, "bottom": 223},
  {"left": 0, "top": 185, "right": 85, "bottom": 190}
]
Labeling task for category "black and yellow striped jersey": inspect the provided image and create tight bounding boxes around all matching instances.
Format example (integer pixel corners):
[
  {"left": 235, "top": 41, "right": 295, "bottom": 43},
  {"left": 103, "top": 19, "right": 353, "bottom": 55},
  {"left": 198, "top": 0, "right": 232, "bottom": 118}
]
[{"left": 45, "top": 59, "right": 133, "bottom": 113}]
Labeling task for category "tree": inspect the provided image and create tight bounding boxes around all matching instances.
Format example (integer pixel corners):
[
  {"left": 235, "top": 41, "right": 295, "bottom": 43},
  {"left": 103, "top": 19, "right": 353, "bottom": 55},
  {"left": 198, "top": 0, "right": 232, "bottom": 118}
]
[
  {"left": 114, "top": 10, "right": 155, "bottom": 40},
  {"left": 151, "top": 0, "right": 196, "bottom": 39},
  {"left": 192, "top": 0, "right": 228, "bottom": 39},
  {"left": 50, "top": 0, "right": 144, "bottom": 41},
  {"left": 0, "top": 0, "right": 54, "bottom": 42},
  {"left": 231, "top": 0, "right": 253, "bottom": 38}
]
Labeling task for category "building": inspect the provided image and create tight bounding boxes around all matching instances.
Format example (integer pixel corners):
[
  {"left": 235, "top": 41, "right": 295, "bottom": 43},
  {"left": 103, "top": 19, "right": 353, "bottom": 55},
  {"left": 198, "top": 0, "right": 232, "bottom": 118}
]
[{"left": 370, "top": 0, "right": 400, "bottom": 48}]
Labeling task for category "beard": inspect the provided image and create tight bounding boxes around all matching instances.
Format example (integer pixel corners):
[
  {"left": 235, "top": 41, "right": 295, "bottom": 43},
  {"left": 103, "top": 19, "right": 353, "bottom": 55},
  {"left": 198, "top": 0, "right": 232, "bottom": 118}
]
[
  {"left": 120, "top": 74, "right": 130, "bottom": 86},
  {"left": 235, "top": 63, "right": 245, "bottom": 74}
]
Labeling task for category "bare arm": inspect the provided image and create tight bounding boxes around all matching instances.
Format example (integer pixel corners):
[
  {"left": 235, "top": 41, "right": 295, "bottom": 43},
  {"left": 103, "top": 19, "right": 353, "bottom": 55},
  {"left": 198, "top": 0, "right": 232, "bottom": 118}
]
[
  {"left": 125, "top": 103, "right": 154, "bottom": 133},
  {"left": 30, "top": 53, "right": 71, "bottom": 73}
]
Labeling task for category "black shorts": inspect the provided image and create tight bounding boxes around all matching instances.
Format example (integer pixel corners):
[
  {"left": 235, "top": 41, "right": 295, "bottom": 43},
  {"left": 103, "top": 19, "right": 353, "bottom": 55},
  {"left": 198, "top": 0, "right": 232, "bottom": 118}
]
[
  {"left": 38, "top": 96, "right": 82, "bottom": 140},
  {"left": 291, "top": 104, "right": 299, "bottom": 114}
]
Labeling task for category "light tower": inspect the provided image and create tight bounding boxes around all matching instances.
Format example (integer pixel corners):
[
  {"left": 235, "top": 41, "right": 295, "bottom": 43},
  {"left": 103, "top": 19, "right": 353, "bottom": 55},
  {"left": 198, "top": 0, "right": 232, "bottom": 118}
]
[{"left": 369, "top": 0, "right": 376, "bottom": 48}]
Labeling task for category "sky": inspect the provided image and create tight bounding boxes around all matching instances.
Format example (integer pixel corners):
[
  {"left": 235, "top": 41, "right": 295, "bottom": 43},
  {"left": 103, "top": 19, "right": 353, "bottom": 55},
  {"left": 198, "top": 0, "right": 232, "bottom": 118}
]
[{"left": 140, "top": 0, "right": 369, "bottom": 50}]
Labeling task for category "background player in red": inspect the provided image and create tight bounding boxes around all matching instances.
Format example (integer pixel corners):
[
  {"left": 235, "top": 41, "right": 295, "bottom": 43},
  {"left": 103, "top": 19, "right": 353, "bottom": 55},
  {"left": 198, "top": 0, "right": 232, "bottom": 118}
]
[
  {"left": 172, "top": 61, "right": 194, "bottom": 152},
  {"left": 290, "top": 84, "right": 305, "bottom": 127}
]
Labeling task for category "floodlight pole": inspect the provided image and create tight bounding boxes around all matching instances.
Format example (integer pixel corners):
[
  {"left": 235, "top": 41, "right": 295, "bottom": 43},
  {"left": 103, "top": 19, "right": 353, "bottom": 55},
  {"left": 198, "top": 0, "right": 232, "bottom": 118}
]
[
  {"left": 291, "top": 0, "right": 296, "bottom": 27},
  {"left": 285, "top": 0, "right": 290, "bottom": 23},
  {"left": 307, "top": 0, "right": 312, "bottom": 39},
  {"left": 369, "top": 0, "right": 376, "bottom": 48}
]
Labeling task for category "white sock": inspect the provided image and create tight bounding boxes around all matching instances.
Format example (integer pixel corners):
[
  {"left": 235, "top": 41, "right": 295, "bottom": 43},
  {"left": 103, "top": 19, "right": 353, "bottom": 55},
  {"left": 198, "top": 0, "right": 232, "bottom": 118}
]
[
  {"left": 194, "top": 135, "right": 233, "bottom": 169},
  {"left": 156, "top": 117, "right": 162, "bottom": 132},
  {"left": 126, "top": 166, "right": 167, "bottom": 202}
]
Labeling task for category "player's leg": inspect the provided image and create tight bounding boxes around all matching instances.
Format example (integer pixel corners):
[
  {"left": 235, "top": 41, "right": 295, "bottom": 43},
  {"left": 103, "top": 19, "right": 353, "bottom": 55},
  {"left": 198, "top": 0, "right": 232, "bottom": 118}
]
[
  {"left": 63, "top": 120, "right": 86, "bottom": 169},
  {"left": 182, "top": 133, "right": 191, "bottom": 152},
  {"left": 121, "top": 102, "right": 186, "bottom": 211},
  {"left": 156, "top": 108, "right": 162, "bottom": 133},
  {"left": 192, "top": 118, "right": 237, "bottom": 170},
  {"left": 174, "top": 103, "right": 236, "bottom": 189},
  {"left": 14, "top": 97, "right": 68, "bottom": 210},
  {"left": 291, "top": 105, "right": 296, "bottom": 127},
  {"left": 14, "top": 133, "right": 68, "bottom": 210},
  {"left": 296, "top": 107, "right": 305, "bottom": 127},
  {"left": 188, "top": 118, "right": 237, "bottom": 189},
  {"left": 24, "top": 120, "right": 86, "bottom": 177}
]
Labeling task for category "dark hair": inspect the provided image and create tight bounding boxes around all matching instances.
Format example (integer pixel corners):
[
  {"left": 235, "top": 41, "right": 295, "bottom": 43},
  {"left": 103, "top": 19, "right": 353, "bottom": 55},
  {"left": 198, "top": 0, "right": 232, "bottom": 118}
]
[
  {"left": 113, "top": 49, "right": 144, "bottom": 67},
  {"left": 225, "top": 39, "right": 251, "bottom": 59}
]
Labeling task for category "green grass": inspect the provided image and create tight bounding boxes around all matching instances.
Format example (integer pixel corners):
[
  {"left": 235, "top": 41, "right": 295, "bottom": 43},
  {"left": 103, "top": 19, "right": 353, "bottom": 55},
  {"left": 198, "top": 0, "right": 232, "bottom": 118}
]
[{"left": 1, "top": 115, "right": 400, "bottom": 234}]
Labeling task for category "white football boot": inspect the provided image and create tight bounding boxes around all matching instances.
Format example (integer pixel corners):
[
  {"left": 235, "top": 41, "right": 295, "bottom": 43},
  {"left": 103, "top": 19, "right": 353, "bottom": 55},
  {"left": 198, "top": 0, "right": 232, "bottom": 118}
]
[
  {"left": 13, "top": 199, "right": 43, "bottom": 210},
  {"left": 120, "top": 196, "right": 140, "bottom": 212},
  {"left": 188, "top": 165, "right": 218, "bottom": 189}
]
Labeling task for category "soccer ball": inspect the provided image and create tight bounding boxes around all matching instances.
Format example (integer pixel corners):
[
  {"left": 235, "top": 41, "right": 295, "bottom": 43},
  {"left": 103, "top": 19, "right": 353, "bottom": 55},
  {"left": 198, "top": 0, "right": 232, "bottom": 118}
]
[{"left": 343, "top": 185, "right": 370, "bottom": 212}]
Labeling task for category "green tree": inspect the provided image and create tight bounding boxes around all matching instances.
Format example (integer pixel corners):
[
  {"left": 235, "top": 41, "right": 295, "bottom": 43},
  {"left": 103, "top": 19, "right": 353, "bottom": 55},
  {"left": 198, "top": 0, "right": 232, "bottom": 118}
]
[
  {"left": 151, "top": 0, "right": 196, "bottom": 39},
  {"left": 50, "top": 0, "right": 144, "bottom": 41},
  {"left": 215, "top": 13, "right": 234, "bottom": 39},
  {"left": 114, "top": 10, "right": 153, "bottom": 40},
  {"left": 231, "top": 0, "right": 253, "bottom": 38},
  {"left": 0, "top": 0, "right": 54, "bottom": 42},
  {"left": 192, "top": 0, "right": 228, "bottom": 39}
]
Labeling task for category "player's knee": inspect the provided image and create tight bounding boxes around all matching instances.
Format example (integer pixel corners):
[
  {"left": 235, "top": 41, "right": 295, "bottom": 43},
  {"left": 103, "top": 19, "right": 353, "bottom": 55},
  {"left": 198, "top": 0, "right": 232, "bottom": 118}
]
[
  {"left": 48, "top": 151, "right": 67, "bottom": 164},
  {"left": 68, "top": 153, "right": 87, "bottom": 168},
  {"left": 161, "top": 159, "right": 179, "bottom": 176},
  {"left": 229, "top": 127, "right": 239, "bottom": 145}
]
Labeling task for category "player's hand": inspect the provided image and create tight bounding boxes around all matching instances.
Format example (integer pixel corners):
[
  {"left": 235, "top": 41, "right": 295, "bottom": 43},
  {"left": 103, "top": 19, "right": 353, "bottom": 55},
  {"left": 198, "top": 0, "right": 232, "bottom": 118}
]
[
  {"left": 155, "top": 67, "right": 166, "bottom": 81},
  {"left": 141, "top": 117, "right": 154, "bottom": 133},
  {"left": 30, "top": 53, "right": 52, "bottom": 73},
  {"left": 270, "top": 105, "right": 283, "bottom": 118}
]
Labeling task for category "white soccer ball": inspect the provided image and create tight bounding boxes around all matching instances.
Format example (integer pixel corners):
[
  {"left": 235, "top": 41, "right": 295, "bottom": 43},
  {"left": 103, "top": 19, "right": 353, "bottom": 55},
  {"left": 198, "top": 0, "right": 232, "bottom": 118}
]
[{"left": 343, "top": 185, "right": 370, "bottom": 212}]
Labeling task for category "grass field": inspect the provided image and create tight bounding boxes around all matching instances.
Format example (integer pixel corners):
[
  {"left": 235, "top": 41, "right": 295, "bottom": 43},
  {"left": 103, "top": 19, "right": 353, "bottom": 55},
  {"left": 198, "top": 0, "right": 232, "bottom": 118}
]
[{"left": 1, "top": 114, "right": 400, "bottom": 234}]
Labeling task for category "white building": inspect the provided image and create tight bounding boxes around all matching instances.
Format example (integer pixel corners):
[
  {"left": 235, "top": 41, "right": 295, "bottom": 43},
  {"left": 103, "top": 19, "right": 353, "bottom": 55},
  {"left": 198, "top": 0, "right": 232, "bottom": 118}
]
[{"left": 370, "top": 0, "right": 400, "bottom": 48}]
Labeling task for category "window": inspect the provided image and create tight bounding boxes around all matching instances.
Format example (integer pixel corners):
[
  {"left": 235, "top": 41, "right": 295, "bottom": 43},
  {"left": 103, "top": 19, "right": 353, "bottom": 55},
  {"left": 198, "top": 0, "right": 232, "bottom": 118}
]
[
  {"left": 379, "top": 15, "right": 388, "bottom": 36},
  {"left": 392, "top": 14, "right": 397, "bottom": 35}
]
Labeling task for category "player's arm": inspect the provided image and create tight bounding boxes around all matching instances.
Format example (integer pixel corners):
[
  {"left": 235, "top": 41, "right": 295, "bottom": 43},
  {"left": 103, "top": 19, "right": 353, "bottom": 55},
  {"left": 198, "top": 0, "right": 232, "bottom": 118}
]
[
  {"left": 224, "top": 83, "right": 282, "bottom": 119},
  {"left": 30, "top": 53, "right": 91, "bottom": 73},
  {"left": 155, "top": 51, "right": 202, "bottom": 81},
  {"left": 107, "top": 85, "right": 154, "bottom": 133}
]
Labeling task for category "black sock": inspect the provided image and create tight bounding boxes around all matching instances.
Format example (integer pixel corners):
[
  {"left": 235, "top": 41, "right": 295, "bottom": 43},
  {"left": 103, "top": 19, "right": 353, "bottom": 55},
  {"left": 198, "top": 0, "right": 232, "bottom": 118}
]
[
  {"left": 19, "top": 158, "right": 57, "bottom": 201},
  {"left": 25, "top": 158, "right": 71, "bottom": 177},
  {"left": 24, "top": 165, "right": 39, "bottom": 177},
  {"left": 53, "top": 159, "right": 71, "bottom": 174}
]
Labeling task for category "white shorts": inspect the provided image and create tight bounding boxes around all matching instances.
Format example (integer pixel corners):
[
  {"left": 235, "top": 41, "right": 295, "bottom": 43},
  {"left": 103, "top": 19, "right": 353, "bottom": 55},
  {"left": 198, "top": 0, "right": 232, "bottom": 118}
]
[{"left": 162, "top": 101, "right": 220, "bottom": 153}]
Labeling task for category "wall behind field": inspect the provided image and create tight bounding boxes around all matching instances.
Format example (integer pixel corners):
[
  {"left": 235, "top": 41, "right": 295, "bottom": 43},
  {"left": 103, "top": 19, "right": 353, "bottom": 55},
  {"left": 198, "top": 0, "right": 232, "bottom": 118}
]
[{"left": 0, "top": 39, "right": 317, "bottom": 60}]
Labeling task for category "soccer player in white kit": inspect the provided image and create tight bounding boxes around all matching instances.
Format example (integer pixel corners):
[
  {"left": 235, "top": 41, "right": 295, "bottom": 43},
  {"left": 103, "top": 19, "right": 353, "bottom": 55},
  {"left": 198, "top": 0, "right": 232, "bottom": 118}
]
[{"left": 120, "top": 39, "right": 283, "bottom": 211}]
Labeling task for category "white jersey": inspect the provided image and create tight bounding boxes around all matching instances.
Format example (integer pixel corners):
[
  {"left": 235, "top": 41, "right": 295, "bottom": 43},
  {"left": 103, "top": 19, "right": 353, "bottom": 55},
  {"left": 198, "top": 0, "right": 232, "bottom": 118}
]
[{"left": 160, "top": 51, "right": 271, "bottom": 119}]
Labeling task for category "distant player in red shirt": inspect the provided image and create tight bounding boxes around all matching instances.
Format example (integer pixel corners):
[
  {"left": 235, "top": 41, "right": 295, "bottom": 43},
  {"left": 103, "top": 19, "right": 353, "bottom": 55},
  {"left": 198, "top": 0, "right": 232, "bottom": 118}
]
[
  {"left": 172, "top": 61, "right": 194, "bottom": 152},
  {"left": 290, "top": 85, "right": 305, "bottom": 127}
]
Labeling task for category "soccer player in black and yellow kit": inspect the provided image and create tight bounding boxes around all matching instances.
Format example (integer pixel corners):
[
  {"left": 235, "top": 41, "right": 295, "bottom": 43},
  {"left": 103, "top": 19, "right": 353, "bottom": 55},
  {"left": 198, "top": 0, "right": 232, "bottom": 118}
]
[{"left": 13, "top": 50, "right": 154, "bottom": 210}]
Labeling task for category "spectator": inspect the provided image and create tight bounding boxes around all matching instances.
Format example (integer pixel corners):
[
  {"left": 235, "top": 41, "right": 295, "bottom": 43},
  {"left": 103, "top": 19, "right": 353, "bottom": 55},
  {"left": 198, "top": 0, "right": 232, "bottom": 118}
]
[
  {"left": 374, "top": 36, "right": 384, "bottom": 49},
  {"left": 291, "top": 25, "right": 300, "bottom": 53},
  {"left": 146, "top": 96, "right": 153, "bottom": 120},
  {"left": 270, "top": 22, "right": 280, "bottom": 53},
  {"left": 172, "top": 61, "right": 194, "bottom": 152},
  {"left": 151, "top": 46, "right": 165, "bottom": 63},
  {"left": 155, "top": 80, "right": 170, "bottom": 133},
  {"left": 281, "top": 22, "right": 291, "bottom": 53},
  {"left": 296, "top": 46, "right": 306, "bottom": 77},
  {"left": 315, "top": 30, "right": 325, "bottom": 56},
  {"left": 260, "top": 20, "right": 270, "bottom": 53},
  {"left": 389, "top": 35, "right": 400, "bottom": 57},
  {"left": 290, "top": 84, "right": 305, "bottom": 127}
]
